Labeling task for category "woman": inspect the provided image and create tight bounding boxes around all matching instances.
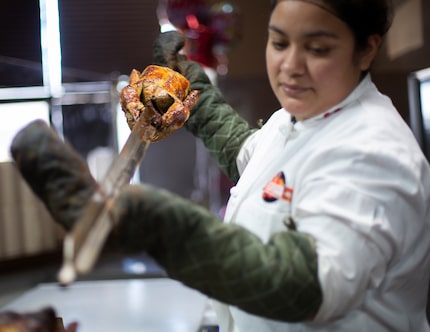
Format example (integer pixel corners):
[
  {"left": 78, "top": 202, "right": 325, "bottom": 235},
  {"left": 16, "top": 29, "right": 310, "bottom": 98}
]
[
  {"left": 11, "top": 0, "right": 430, "bottom": 331},
  {"left": 122, "top": 0, "right": 430, "bottom": 330}
]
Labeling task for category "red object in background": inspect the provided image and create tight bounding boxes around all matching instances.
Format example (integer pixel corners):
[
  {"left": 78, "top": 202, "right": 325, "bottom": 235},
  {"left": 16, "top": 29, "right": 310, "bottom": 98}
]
[
  {"left": 184, "top": 21, "right": 217, "bottom": 68},
  {"left": 165, "top": 0, "right": 210, "bottom": 30},
  {"left": 158, "top": 0, "right": 241, "bottom": 73}
]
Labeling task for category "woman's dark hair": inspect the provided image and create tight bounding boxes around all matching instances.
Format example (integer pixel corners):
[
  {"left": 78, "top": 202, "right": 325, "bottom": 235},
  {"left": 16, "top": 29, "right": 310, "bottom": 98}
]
[{"left": 270, "top": 0, "right": 394, "bottom": 51}]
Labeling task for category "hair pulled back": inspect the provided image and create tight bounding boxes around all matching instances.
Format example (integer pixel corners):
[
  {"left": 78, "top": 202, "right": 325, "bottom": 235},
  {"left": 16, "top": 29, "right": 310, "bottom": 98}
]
[{"left": 270, "top": 0, "right": 393, "bottom": 50}]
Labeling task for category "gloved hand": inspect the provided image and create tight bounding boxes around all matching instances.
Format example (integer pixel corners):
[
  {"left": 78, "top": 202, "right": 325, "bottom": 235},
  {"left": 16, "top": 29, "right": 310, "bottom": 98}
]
[
  {"left": 152, "top": 31, "right": 188, "bottom": 70},
  {"left": 111, "top": 183, "right": 323, "bottom": 322},
  {"left": 153, "top": 31, "right": 257, "bottom": 183},
  {"left": 10, "top": 120, "right": 97, "bottom": 230}
]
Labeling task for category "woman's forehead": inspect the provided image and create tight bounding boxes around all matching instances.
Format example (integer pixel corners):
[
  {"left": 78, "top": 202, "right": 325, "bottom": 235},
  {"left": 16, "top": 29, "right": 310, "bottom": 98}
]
[
  {"left": 270, "top": 1, "right": 345, "bottom": 30},
  {"left": 271, "top": 1, "right": 353, "bottom": 36},
  {"left": 274, "top": 0, "right": 336, "bottom": 17}
]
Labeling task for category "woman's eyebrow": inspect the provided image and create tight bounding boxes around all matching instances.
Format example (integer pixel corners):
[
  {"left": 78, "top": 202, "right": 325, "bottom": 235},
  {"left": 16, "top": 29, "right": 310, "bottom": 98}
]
[
  {"left": 268, "top": 25, "right": 339, "bottom": 39},
  {"left": 268, "top": 25, "right": 286, "bottom": 36},
  {"left": 304, "top": 30, "right": 339, "bottom": 39}
]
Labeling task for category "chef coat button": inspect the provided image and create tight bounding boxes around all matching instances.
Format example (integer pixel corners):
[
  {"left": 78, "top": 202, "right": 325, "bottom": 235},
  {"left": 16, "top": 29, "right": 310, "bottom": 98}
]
[{"left": 283, "top": 216, "right": 297, "bottom": 231}]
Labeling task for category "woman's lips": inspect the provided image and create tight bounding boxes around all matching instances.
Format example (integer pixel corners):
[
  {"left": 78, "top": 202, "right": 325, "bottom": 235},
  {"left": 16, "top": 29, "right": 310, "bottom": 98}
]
[{"left": 280, "top": 83, "right": 309, "bottom": 96}]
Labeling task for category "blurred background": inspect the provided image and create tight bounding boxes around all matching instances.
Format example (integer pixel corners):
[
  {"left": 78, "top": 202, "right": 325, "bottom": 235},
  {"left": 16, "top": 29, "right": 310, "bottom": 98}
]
[{"left": 0, "top": 0, "right": 429, "bottom": 315}]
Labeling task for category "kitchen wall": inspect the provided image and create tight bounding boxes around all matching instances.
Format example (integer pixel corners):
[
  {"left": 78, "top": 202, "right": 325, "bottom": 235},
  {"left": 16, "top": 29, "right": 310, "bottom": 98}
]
[
  {"left": 372, "top": 0, "right": 430, "bottom": 121},
  {"left": 0, "top": 162, "right": 63, "bottom": 260}
]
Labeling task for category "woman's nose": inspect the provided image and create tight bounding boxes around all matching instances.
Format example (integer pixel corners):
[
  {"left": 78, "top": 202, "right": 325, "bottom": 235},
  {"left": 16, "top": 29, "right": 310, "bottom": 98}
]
[{"left": 281, "top": 47, "right": 305, "bottom": 75}]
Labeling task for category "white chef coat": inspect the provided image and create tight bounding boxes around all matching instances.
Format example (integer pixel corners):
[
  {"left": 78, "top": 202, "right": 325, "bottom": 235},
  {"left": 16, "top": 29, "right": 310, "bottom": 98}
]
[{"left": 214, "top": 74, "right": 430, "bottom": 331}]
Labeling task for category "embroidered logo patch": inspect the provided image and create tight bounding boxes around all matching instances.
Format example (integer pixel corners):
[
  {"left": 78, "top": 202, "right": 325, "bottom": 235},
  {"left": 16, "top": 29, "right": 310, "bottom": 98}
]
[{"left": 262, "top": 171, "right": 293, "bottom": 202}]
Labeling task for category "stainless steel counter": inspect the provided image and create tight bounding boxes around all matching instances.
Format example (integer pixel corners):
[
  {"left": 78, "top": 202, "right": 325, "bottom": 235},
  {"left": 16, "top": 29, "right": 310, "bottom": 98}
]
[{"left": 1, "top": 278, "right": 208, "bottom": 332}]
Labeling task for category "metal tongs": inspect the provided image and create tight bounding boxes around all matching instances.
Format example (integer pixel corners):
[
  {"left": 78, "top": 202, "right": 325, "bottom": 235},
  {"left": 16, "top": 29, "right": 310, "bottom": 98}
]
[{"left": 58, "top": 114, "right": 156, "bottom": 285}]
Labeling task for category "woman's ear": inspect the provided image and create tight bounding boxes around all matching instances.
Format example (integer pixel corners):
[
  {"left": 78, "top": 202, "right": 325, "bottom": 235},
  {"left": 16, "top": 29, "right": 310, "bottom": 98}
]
[{"left": 359, "top": 34, "right": 382, "bottom": 71}]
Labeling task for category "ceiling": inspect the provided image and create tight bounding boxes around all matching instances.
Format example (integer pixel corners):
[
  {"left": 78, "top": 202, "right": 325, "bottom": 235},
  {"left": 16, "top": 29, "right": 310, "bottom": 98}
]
[{"left": 1, "top": 0, "right": 161, "bottom": 86}]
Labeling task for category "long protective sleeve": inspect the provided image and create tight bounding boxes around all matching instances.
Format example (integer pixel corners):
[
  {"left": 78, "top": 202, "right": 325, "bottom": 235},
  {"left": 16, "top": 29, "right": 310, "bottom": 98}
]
[
  {"left": 179, "top": 60, "right": 256, "bottom": 183},
  {"left": 113, "top": 184, "right": 323, "bottom": 322},
  {"left": 10, "top": 120, "right": 97, "bottom": 230}
]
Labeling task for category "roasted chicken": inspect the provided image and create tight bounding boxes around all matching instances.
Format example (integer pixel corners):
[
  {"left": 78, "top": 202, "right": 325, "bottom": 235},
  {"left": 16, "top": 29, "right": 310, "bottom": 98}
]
[
  {"left": 0, "top": 308, "right": 77, "bottom": 332},
  {"left": 120, "top": 65, "right": 199, "bottom": 142}
]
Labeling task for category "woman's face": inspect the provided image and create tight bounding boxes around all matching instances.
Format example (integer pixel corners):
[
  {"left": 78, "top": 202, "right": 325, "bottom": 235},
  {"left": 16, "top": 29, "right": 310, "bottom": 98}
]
[{"left": 266, "top": 1, "right": 378, "bottom": 120}]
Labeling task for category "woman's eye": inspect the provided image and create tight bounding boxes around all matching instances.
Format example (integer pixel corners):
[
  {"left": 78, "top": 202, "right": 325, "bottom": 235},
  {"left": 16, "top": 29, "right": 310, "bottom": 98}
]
[
  {"left": 309, "top": 46, "right": 331, "bottom": 56},
  {"left": 271, "top": 41, "right": 288, "bottom": 50}
]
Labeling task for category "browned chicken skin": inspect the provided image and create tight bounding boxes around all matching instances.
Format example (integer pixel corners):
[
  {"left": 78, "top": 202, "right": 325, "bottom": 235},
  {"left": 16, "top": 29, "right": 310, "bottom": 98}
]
[
  {"left": 120, "top": 65, "right": 199, "bottom": 142},
  {"left": 0, "top": 308, "right": 78, "bottom": 332}
]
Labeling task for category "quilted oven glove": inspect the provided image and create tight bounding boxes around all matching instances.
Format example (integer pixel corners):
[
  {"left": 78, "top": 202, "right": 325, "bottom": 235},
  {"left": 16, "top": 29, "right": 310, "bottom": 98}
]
[
  {"left": 112, "top": 183, "right": 323, "bottom": 322},
  {"left": 10, "top": 120, "right": 97, "bottom": 231},
  {"left": 153, "top": 31, "right": 257, "bottom": 183}
]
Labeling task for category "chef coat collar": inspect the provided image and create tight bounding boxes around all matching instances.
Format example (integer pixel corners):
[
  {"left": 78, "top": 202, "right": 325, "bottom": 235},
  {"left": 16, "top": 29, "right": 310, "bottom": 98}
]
[{"left": 290, "top": 73, "right": 372, "bottom": 129}]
